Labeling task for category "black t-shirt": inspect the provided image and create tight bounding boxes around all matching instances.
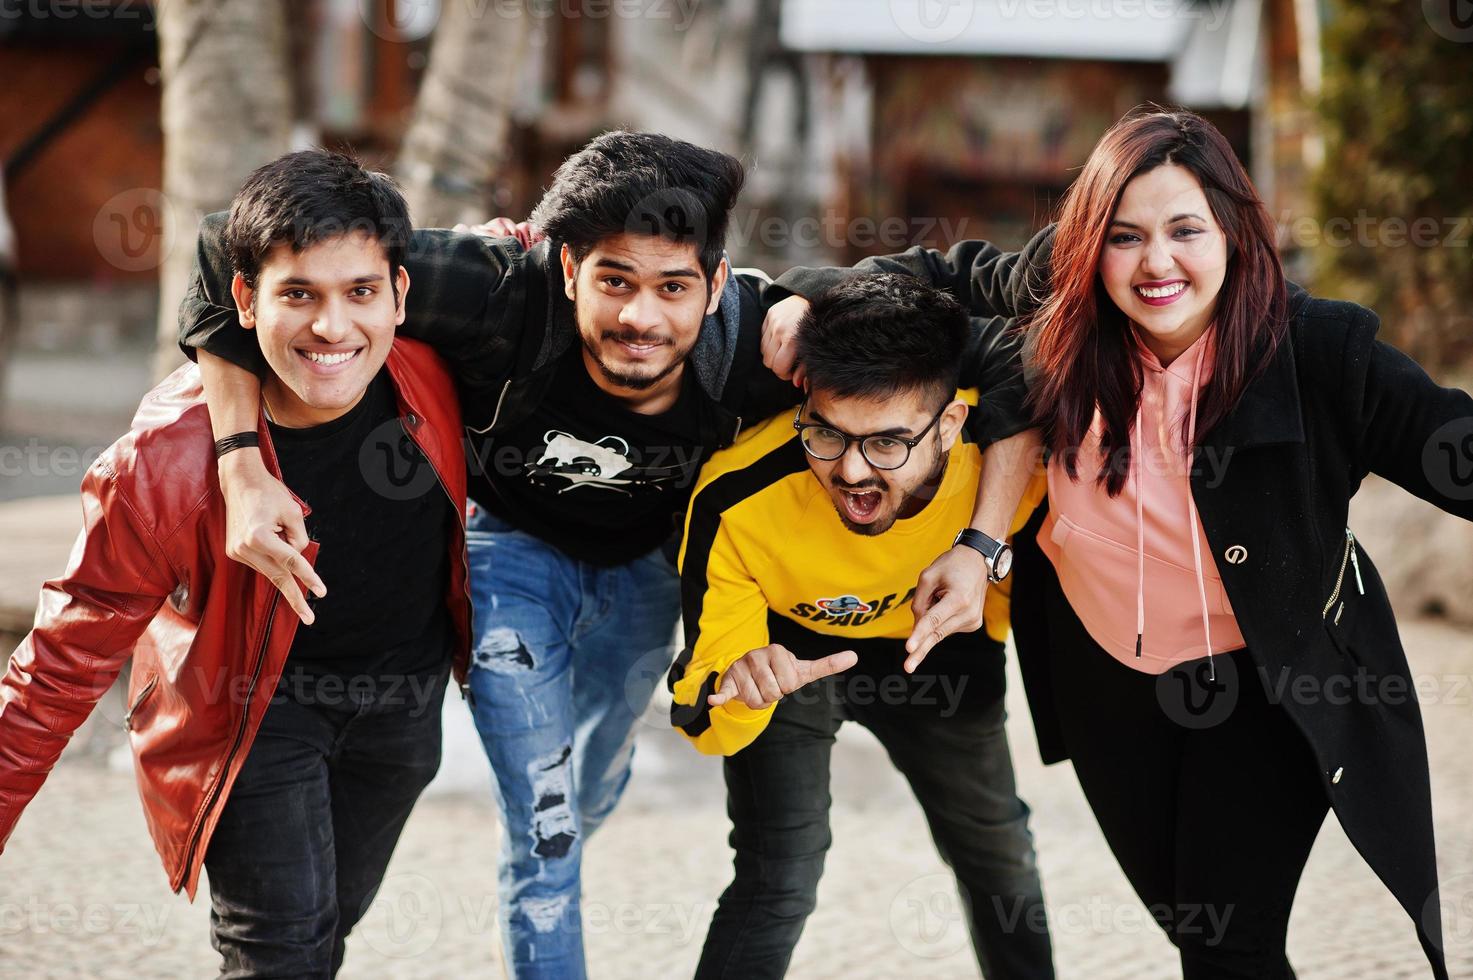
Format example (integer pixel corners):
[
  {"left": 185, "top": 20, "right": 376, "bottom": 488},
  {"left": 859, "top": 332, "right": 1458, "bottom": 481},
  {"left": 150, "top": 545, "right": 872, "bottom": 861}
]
[
  {"left": 270, "top": 369, "right": 454, "bottom": 681},
  {"left": 473, "top": 346, "right": 711, "bottom": 565}
]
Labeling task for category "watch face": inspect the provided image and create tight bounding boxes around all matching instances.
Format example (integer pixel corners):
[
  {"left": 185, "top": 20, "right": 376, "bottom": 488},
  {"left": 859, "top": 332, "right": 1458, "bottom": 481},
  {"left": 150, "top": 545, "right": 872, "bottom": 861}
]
[{"left": 992, "top": 547, "right": 1013, "bottom": 580}]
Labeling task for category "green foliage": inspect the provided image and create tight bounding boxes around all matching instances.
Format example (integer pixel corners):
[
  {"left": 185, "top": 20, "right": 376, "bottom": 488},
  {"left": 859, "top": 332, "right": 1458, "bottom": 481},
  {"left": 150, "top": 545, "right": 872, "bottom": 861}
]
[{"left": 1312, "top": 0, "right": 1473, "bottom": 368}]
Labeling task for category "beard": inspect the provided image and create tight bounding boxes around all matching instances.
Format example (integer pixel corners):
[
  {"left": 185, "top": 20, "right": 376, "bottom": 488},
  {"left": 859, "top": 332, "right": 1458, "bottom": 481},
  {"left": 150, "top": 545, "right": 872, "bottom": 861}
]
[
  {"left": 581, "top": 328, "right": 693, "bottom": 391},
  {"left": 831, "top": 442, "right": 948, "bottom": 536}
]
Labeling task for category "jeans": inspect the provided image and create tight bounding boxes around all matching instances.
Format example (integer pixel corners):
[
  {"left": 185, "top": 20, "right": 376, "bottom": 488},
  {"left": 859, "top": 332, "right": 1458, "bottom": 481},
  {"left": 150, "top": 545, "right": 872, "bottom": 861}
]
[
  {"left": 204, "top": 667, "right": 449, "bottom": 978},
  {"left": 696, "top": 658, "right": 1056, "bottom": 980},
  {"left": 464, "top": 507, "right": 682, "bottom": 980},
  {"left": 1046, "top": 585, "right": 1329, "bottom": 980}
]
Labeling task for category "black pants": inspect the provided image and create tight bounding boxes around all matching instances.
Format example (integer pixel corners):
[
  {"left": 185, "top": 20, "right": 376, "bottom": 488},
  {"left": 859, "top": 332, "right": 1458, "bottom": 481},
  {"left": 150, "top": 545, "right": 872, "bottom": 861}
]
[
  {"left": 203, "top": 668, "right": 448, "bottom": 979},
  {"left": 1046, "top": 587, "right": 1329, "bottom": 980},
  {"left": 695, "top": 660, "right": 1056, "bottom": 980}
]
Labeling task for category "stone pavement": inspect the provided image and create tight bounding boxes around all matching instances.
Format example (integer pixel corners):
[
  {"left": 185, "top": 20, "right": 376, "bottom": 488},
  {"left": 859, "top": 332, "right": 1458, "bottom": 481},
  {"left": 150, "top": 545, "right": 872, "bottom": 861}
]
[{"left": 1, "top": 492, "right": 1471, "bottom": 979}]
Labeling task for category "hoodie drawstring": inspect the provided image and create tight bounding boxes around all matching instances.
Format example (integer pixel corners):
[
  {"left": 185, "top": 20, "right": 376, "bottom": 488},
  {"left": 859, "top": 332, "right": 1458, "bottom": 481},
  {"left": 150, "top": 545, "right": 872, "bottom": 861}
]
[
  {"left": 1134, "top": 404, "right": 1145, "bottom": 660},
  {"left": 1133, "top": 345, "right": 1217, "bottom": 680},
  {"left": 1185, "top": 352, "right": 1216, "bottom": 680}
]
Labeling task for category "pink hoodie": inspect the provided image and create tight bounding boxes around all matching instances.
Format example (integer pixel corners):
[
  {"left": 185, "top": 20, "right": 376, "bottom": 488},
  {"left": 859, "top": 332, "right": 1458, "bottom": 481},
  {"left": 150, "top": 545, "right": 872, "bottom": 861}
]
[{"left": 1039, "top": 327, "right": 1246, "bottom": 674}]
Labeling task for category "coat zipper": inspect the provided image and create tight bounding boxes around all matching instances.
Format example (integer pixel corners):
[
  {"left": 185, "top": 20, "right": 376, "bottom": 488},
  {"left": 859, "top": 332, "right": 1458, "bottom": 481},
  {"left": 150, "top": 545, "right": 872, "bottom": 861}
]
[
  {"left": 179, "top": 592, "right": 280, "bottom": 880},
  {"left": 122, "top": 676, "right": 158, "bottom": 731},
  {"left": 1322, "top": 527, "right": 1366, "bottom": 619}
]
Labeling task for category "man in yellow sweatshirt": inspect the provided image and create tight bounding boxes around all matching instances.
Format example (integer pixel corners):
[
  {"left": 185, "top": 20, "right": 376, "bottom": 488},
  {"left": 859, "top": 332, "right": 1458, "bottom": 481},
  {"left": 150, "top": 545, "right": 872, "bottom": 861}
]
[{"left": 668, "top": 274, "right": 1053, "bottom": 979}]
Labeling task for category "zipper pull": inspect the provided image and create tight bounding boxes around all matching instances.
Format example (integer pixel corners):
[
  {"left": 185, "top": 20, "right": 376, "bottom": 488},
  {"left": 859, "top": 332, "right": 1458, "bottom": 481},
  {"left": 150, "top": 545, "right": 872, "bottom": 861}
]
[{"left": 1346, "top": 528, "right": 1365, "bottom": 595}]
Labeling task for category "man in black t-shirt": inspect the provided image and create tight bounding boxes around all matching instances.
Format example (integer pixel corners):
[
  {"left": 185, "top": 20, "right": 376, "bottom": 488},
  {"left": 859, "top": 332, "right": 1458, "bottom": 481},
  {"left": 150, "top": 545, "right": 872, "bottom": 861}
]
[{"left": 180, "top": 133, "right": 1043, "bottom": 978}]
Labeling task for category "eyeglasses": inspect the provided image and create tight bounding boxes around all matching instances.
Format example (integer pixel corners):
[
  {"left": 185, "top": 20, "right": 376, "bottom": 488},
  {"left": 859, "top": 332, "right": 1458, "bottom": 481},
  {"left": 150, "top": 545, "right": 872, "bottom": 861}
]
[{"left": 791, "top": 397, "right": 946, "bottom": 471}]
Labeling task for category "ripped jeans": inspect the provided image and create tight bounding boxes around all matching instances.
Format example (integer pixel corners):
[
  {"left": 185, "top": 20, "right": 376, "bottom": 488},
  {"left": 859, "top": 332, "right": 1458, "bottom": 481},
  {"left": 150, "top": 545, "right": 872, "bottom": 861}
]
[{"left": 464, "top": 506, "right": 681, "bottom": 980}]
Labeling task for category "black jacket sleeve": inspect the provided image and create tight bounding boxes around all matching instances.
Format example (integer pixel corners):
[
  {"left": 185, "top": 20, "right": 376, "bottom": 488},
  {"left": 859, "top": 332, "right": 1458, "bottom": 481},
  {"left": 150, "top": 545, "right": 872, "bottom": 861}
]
[
  {"left": 176, "top": 212, "right": 262, "bottom": 373},
  {"left": 768, "top": 224, "right": 1056, "bottom": 320},
  {"left": 1348, "top": 305, "right": 1473, "bottom": 520},
  {"left": 960, "top": 315, "right": 1030, "bottom": 449}
]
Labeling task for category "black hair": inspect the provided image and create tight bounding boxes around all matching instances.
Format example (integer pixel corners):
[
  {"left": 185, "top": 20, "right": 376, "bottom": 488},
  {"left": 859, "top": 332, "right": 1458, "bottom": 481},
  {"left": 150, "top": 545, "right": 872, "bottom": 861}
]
[
  {"left": 224, "top": 149, "right": 411, "bottom": 298},
  {"left": 529, "top": 131, "right": 745, "bottom": 282},
  {"left": 796, "top": 273, "right": 968, "bottom": 408}
]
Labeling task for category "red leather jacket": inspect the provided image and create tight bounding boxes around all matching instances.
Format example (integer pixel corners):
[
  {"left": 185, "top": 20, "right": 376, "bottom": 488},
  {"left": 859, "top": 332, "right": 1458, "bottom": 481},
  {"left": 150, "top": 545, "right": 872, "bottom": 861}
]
[{"left": 0, "top": 338, "right": 471, "bottom": 898}]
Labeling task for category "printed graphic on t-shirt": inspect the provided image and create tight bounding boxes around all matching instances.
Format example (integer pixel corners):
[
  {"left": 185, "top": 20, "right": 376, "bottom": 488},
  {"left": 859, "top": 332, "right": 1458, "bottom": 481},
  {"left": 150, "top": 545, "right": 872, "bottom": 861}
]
[{"left": 525, "top": 429, "right": 688, "bottom": 495}]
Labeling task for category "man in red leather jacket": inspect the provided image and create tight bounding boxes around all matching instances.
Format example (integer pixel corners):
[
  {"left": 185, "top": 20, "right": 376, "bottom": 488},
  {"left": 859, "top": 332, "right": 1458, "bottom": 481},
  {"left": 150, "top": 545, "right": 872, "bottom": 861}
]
[{"left": 0, "top": 150, "right": 470, "bottom": 977}]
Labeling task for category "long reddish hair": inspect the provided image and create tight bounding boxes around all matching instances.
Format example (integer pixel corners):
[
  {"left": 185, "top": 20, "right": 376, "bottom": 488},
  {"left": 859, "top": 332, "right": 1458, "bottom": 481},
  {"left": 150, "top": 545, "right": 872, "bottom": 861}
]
[{"left": 1024, "top": 107, "right": 1289, "bottom": 495}]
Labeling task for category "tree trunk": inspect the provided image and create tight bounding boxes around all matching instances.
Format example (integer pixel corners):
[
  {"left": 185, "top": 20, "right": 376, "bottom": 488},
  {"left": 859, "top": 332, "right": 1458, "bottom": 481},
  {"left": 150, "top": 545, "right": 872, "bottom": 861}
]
[
  {"left": 397, "top": 0, "right": 535, "bottom": 229},
  {"left": 152, "top": 0, "right": 293, "bottom": 383}
]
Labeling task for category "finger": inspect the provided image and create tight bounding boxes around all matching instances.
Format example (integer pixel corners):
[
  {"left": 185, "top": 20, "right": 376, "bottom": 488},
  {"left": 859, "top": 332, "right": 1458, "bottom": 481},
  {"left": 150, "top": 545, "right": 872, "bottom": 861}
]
[
  {"left": 708, "top": 670, "right": 739, "bottom": 706},
  {"left": 771, "top": 338, "right": 799, "bottom": 381},
  {"left": 266, "top": 569, "right": 315, "bottom": 626},
  {"left": 257, "top": 534, "right": 326, "bottom": 600},
  {"left": 760, "top": 316, "right": 782, "bottom": 368},
  {"left": 904, "top": 594, "right": 973, "bottom": 672},
  {"left": 736, "top": 674, "right": 768, "bottom": 711},
  {"left": 275, "top": 519, "right": 325, "bottom": 598},
  {"left": 769, "top": 652, "right": 802, "bottom": 695},
  {"left": 911, "top": 571, "right": 940, "bottom": 620},
  {"left": 753, "top": 663, "right": 785, "bottom": 705},
  {"left": 251, "top": 538, "right": 320, "bottom": 624},
  {"left": 799, "top": 650, "right": 858, "bottom": 683},
  {"left": 791, "top": 363, "right": 806, "bottom": 390}
]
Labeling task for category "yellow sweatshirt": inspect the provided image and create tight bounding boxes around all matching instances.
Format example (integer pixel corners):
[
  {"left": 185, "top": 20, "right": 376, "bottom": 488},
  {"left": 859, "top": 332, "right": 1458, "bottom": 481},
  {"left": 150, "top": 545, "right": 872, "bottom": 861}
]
[{"left": 668, "top": 399, "right": 1045, "bottom": 755}]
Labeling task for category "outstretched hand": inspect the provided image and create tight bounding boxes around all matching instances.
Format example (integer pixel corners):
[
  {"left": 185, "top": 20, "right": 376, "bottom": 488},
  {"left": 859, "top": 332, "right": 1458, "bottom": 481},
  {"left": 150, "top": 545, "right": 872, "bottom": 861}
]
[{"left": 708, "top": 644, "right": 858, "bottom": 710}]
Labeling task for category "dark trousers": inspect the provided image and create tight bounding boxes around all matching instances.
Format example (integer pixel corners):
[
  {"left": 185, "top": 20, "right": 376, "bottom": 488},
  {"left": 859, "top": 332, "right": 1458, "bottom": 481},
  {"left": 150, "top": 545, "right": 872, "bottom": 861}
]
[
  {"left": 1046, "top": 587, "right": 1329, "bottom": 980},
  {"left": 695, "top": 663, "right": 1055, "bottom": 980},
  {"left": 203, "top": 668, "right": 448, "bottom": 979}
]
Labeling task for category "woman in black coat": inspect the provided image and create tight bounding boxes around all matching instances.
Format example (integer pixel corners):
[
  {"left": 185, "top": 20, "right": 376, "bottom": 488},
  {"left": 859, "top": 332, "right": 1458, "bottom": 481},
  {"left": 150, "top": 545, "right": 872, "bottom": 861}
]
[{"left": 768, "top": 108, "right": 1466, "bottom": 978}]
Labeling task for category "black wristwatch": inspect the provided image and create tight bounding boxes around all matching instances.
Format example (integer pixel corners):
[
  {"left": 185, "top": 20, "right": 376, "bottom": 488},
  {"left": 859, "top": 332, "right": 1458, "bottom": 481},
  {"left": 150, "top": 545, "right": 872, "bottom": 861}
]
[{"left": 953, "top": 528, "right": 1013, "bottom": 583}]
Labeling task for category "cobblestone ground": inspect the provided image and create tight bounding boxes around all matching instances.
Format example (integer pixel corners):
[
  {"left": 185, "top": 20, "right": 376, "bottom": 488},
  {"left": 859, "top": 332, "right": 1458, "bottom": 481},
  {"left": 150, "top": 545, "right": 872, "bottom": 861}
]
[{"left": 4, "top": 617, "right": 1472, "bottom": 979}]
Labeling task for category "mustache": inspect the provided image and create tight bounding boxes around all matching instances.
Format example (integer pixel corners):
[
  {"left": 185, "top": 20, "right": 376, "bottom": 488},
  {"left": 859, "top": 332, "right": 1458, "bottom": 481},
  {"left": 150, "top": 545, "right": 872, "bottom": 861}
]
[
  {"left": 832, "top": 478, "right": 887, "bottom": 493},
  {"left": 601, "top": 330, "right": 671, "bottom": 346}
]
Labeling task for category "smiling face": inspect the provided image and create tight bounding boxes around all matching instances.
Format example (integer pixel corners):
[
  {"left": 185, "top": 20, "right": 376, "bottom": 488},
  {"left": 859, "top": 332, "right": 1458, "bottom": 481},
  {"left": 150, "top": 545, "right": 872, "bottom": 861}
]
[
  {"left": 232, "top": 231, "right": 407, "bottom": 428},
  {"left": 1099, "top": 163, "right": 1229, "bottom": 365},
  {"left": 561, "top": 233, "right": 728, "bottom": 401},
  {"left": 801, "top": 386, "right": 967, "bottom": 536}
]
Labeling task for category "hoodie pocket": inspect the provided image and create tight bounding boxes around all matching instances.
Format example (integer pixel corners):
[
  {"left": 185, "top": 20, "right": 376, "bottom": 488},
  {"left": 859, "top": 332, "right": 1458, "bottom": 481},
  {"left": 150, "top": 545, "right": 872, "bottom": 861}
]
[{"left": 1049, "top": 514, "right": 1234, "bottom": 615}]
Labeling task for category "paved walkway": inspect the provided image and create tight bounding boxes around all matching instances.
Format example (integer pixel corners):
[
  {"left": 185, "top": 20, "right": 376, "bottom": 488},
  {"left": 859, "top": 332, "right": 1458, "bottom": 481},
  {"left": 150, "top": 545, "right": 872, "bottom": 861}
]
[{"left": 1, "top": 495, "right": 1471, "bottom": 978}]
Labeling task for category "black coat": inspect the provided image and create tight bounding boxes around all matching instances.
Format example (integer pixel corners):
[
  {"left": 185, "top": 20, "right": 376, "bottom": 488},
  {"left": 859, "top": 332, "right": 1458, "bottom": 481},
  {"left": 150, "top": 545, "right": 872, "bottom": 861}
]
[{"left": 1011, "top": 286, "right": 1469, "bottom": 979}]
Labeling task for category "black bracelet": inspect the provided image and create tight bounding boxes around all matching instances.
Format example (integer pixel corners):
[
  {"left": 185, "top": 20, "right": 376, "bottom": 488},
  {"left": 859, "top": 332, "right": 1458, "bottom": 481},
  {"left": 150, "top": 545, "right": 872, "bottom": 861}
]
[{"left": 213, "top": 431, "right": 261, "bottom": 460}]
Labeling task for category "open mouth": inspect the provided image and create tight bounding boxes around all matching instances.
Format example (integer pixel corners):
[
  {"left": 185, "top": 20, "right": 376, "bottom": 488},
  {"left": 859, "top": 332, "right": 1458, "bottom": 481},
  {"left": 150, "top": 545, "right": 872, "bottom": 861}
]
[
  {"left": 297, "top": 348, "right": 362, "bottom": 373},
  {"left": 1133, "top": 281, "right": 1187, "bottom": 307},
  {"left": 838, "top": 488, "right": 883, "bottom": 523}
]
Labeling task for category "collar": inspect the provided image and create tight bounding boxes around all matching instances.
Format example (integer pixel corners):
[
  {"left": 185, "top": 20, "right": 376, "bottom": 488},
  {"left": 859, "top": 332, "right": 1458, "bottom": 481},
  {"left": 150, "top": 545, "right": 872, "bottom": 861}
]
[{"left": 1199, "top": 285, "right": 1309, "bottom": 453}]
